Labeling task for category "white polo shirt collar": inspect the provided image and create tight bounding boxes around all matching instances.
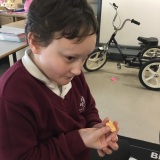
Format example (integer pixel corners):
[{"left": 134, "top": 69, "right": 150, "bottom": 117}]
[{"left": 22, "top": 49, "right": 72, "bottom": 99}]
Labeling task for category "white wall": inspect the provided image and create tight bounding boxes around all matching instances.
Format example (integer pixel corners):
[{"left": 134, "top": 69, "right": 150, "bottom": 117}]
[{"left": 100, "top": 0, "right": 160, "bottom": 46}]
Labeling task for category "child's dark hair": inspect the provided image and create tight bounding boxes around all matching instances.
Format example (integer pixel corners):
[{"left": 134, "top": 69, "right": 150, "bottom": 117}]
[{"left": 25, "top": 0, "right": 99, "bottom": 47}]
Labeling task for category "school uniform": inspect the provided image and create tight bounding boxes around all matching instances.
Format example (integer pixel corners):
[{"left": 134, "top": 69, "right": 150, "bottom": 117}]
[{"left": 0, "top": 49, "right": 131, "bottom": 160}]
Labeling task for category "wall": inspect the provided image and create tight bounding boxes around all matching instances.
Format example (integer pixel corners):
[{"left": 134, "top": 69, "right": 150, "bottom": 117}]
[
  {"left": 87, "top": 0, "right": 98, "bottom": 15},
  {"left": 100, "top": 0, "right": 160, "bottom": 46}
]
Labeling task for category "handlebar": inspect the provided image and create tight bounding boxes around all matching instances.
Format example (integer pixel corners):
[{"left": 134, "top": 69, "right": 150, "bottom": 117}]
[
  {"left": 110, "top": 3, "right": 140, "bottom": 31},
  {"left": 131, "top": 19, "right": 140, "bottom": 25},
  {"left": 112, "top": 3, "right": 118, "bottom": 9}
]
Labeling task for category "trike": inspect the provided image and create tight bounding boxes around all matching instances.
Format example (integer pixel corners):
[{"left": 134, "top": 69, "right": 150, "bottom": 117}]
[{"left": 83, "top": 3, "right": 160, "bottom": 91}]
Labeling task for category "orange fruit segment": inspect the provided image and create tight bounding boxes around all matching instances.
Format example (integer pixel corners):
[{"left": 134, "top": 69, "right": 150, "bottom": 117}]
[{"left": 106, "top": 121, "right": 116, "bottom": 132}]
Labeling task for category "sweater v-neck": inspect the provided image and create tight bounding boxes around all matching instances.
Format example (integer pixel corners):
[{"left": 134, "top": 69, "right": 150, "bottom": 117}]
[{"left": 22, "top": 49, "right": 72, "bottom": 99}]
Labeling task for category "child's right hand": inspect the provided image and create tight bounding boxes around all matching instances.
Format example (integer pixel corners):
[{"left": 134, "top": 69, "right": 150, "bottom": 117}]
[
  {"left": 92, "top": 117, "right": 119, "bottom": 157},
  {"left": 78, "top": 126, "right": 116, "bottom": 150}
]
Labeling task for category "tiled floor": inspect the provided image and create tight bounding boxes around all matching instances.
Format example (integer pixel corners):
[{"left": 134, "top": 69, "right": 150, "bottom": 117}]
[{"left": 83, "top": 61, "right": 160, "bottom": 144}]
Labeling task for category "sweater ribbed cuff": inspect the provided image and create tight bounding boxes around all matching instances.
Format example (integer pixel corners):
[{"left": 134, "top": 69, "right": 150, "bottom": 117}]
[{"left": 65, "top": 130, "right": 87, "bottom": 156}]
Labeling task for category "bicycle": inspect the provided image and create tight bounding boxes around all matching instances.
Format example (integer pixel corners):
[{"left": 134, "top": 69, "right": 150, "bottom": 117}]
[{"left": 83, "top": 3, "right": 160, "bottom": 91}]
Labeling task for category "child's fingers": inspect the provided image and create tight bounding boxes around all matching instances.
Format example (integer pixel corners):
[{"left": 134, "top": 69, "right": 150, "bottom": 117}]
[
  {"left": 113, "top": 121, "right": 119, "bottom": 131},
  {"left": 97, "top": 149, "right": 106, "bottom": 157},
  {"left": 102, "top": 117, "right": 109, "bottom": 125},
  {"left": 102, "top": 146, "right": 113, "bottom": 155},
  {"left": 111, "top": 135, "right": 118, "bottom": 142},
  {"left": 106, "top": 131, "right": 117, "bottom": 143}
]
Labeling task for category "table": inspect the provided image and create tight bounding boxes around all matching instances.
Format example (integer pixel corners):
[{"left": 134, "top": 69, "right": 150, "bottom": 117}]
[
  {"left": 0, "top": 20, "right": 28, "bottom": 63},
  {"left": 5, "top": 19, "right": 26, "bottom": 28},
  {"left": 0, "top": 12, "right": 27, "bottom": 24}
]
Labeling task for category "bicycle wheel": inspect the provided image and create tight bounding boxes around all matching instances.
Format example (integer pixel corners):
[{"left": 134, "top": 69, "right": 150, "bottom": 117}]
[
  {"left": 141, "top": 46, "right": 160, "bottom": 58},
  {"left": 83, "top": 49, "right": 107, "bottom": 72},
  {"left": 139, "top": 59, "right": 160, "bottom": 90}
]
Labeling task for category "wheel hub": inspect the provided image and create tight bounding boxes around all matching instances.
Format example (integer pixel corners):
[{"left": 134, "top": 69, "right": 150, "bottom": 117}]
[{"left": 154, "top": 74, "right": 159, "bottom": 78}]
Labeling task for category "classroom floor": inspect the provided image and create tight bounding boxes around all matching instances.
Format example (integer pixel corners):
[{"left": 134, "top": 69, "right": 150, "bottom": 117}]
[
  {"left": 83, "top": 61, "right": 160, "bottom": 145},
  {"left": 0, "top": 59, "right": 160, "bottom": 145}
]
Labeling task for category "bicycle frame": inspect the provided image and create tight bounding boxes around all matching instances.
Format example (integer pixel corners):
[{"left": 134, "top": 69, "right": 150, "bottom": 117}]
[
  {"left": 100, "top": 3, "right": 151, "bottom": 69},
  {"left": 84, "top": 3, "right": 160, "bottom": 72},
  {"left": 83, "top": 3, "right": 160, "bottom": 90},
  {"left": 106, "top": 32, "right": 144, "bottom": 68}
]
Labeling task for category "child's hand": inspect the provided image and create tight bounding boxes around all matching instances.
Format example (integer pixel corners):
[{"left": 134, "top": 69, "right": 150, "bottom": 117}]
[
  {"left": 97, "top": 135, "right": 119, "bottom": 156},
  {"left": 92, "top": 117, "right": 119, "bottom": 157},
  {"left": 78, "top": 126, "right": 114, "bottom": 149}
]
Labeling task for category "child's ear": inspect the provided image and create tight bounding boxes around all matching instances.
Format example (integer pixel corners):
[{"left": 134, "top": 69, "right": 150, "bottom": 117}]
[{"left": 27, "top": 32, "right": 41, "bottom": 54}]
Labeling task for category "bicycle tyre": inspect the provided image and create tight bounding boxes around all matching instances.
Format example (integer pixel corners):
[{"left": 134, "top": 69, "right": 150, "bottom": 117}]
[
  {"left": 83, "top": 48, "right": 107, "bottom": 72},
  {"left": 141, "top": 46, "right": 160, "bottom": 58},
  {"left": 139, "top": 59, "right": 160, "bottom": 91}
]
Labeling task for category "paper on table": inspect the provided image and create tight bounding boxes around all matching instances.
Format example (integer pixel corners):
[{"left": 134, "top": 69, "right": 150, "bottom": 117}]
[
  {"left": 0, "top": 26, "right": 25, "bottom": 42},
  {"left": 0, "top": 26, "right": 24, "bottom": 35},
  {"left": 0, "top": 34, "right": 4, "bottom": 40}
]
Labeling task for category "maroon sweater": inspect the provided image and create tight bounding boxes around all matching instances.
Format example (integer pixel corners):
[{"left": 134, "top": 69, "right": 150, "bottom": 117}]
[{"left": 0, "top": 60, "right": 101, "bottom": 160}]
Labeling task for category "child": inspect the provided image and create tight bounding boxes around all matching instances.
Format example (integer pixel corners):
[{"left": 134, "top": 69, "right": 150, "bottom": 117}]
[{"left": 0, "top": 0, "right": 130, "bottom": 159}]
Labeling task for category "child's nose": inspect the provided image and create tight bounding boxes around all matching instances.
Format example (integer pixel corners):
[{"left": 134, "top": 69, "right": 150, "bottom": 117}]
[
  {"left": 71, "top": 63, "right": 83, "bottom": 76},
  {"left": 71, "top": 67, "right": 81, "bottom": 76}
]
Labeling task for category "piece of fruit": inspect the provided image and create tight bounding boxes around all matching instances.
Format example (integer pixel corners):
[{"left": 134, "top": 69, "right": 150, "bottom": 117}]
[{"left": 106, "top": 121, "right": 116, "bottom": 132}]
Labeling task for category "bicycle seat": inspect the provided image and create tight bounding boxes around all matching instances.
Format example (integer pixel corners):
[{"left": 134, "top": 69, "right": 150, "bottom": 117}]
[{"left": 137, "top": 37, "right": 158, "bottom": 46}]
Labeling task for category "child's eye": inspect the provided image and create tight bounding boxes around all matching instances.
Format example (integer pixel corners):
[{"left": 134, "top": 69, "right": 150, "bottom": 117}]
[{"left": 66, "top": 56, "right": 75, "bottom": 61}]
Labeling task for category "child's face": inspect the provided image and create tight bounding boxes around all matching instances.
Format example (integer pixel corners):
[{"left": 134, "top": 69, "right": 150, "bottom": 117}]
[{"left": 30, "top": 34, "right": 96, "bottom": 86}]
